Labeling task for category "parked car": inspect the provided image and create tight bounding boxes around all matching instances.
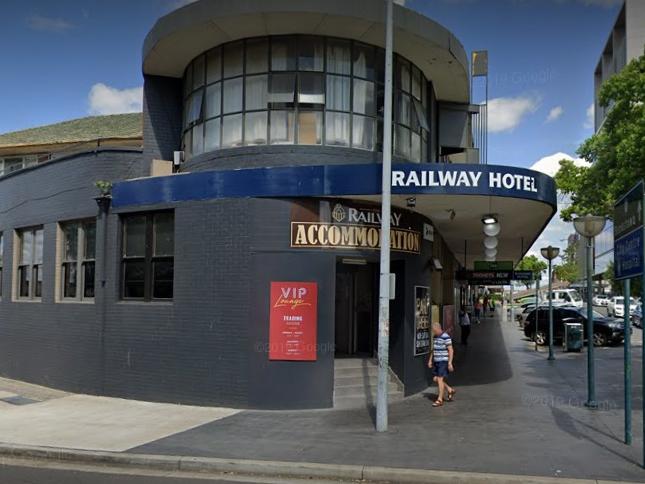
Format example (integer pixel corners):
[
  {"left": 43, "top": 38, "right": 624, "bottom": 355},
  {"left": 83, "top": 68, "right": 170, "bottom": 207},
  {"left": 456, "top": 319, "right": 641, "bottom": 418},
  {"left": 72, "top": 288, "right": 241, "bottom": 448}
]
[
  {"left": 546, "top": 289, "right": 583, "bottom": 308},
  {"left": 631, "top": 306, "right": 642, "bottom": 329},
  {"left": 524, "top": 306, "right": 627, "bottom": 346},
  {"left": 516, "top": 302, "right": 537, "bottom": 325},
  {"left": 607, "top": 296, "right": 638, "bottom": 317},
  {"left": 593, "top": 294, "right": 609, "bottom": 307}
]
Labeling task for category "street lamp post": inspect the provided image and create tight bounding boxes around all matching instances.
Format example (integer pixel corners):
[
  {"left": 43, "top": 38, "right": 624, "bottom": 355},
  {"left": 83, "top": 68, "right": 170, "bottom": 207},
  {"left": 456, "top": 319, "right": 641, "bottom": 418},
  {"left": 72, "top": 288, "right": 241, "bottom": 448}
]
[
  {"left": 540, "top": 246, "right": 560, "bottom": 361},
  {"left": 573, "top": 215, "right": 607, "bottom": 408}
]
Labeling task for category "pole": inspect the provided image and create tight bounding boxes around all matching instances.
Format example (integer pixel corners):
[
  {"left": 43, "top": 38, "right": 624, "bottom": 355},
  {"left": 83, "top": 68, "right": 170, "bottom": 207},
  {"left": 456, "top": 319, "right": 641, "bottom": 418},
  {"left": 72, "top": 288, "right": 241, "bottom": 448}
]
[
  {"left": 548, "top": 259, "right": 555, "bottom": 361},
  {"left": 624, "top": 278, "right": 632, "bottom": 445},
  {"left": 376, "top": 0, "right": 394, "bottom": 433},
  {"left": 585, "top": 237, "right": 596, "bottom": 406},
  {"left": 641, "top": 189, "right": 645, "bottom": 468},
  {"left": 510, "top": 284, "right": 514, "bottom": 323},
  {"left": 535, "top": 277, "right": 540, "bottom": 351}
]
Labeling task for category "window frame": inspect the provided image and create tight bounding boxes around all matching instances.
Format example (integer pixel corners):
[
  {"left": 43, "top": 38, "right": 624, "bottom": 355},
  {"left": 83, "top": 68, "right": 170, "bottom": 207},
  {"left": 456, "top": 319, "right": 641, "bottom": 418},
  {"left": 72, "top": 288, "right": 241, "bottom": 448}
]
[
  {"left": 121, "top": 211, "right": 174, "bottom": 302},
  {"left": 15, "top": 226, "right": 44, "bottom": 301},
  {"left": 59, "top": 219, "right": 96, "bottom": 303}
]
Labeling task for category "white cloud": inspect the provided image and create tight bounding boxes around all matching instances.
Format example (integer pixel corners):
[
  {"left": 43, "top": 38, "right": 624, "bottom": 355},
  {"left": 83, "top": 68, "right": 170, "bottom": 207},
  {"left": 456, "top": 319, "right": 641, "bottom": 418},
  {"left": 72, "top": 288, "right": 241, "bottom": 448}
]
[
  {"left": 27, "top": 15, "right": 74, "bottom": 33},
  {"left": 88, "top": 83, "right": 143, "bottom": 115},
  {"left": 487, "top": 95, "right": 540, "bottom": 133},
  {"left": 545, "top": 106, "right": 564, "bottom": 123},
  {"left": 530, "top": 151, "right": 589, "bottom": 177},
  {"left": 584, "top": 103, "right": 594, "bottom": 129}
]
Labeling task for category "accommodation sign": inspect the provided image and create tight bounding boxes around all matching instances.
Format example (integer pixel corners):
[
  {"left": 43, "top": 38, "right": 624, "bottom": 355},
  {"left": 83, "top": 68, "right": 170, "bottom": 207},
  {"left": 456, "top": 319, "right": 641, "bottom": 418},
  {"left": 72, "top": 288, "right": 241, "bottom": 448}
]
[{"left": 291, "top": 200, "right": 422, "bottom": 254}]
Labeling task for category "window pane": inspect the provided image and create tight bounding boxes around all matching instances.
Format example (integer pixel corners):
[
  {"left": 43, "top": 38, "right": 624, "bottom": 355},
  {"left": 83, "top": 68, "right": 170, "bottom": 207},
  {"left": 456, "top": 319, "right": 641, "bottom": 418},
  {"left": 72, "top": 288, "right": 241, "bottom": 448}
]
[
  {"left": 223, "top": 41, "right": 243, "bottom": 78},
  {"left": 205, "top": 83, "right": 221, "bottom": 118},
  {"left": 411, "top": 65, "right": 422, "bottom": 100},
  {"left": 223, "top": 78, "right": 243, "bottom": 113},
  {"left": 183, "top": 63, "right": 192, "bottom": 98},
  {"left": 352, "top": 115, "right": 375, "bottom": 151},
  {"left": 325, "top": 112, "right": 350, "bottom": 147},
  {"left": 221, "top": 114, "right": 243, "bottom": 148},
  {"left": 246, "top": 38, "right": 268, "bottom": 74},
  {"left": 395, "top": 125, "right": 411, "bottom": 158},
  {"left": 326, "top": 75, "right": 350, "bottom": 111},
  {"left": 83, "top": 261, "right": 95, "bottom": 298},
  {"left": 34, "top": 229, "right": 43, "bottom": 264},
  {"left": 124, "top": 216, "right": 146, "bottom": 257},
  {"left": 187, "top": 89, "right": 204, "bottom": 124},
  {"left": 353, "top": 43, "right": 375, "bottom": 80},
  {"left": 206, "top": 48, "right": 222, "bottom": 83},
  {"left": 298, "top": 111, "right": 322, "bottom": 145},
  {"left": 269, "top": 73, "right": 295, "bottom": 104},
  {"left": 298, "top": 37, "right": 323, "bottom": 71},
  {"left": 19, "top": 266, "right": 30, "bottom": 297},
  {"left": 204, "top": 118, "right": 221, "bottom": 152},
  {"left": 123, "top": 260, "right": 145, "bottom": 299},
  {"left": 271, "top": 37, "right": 296, "bottom": 71},
  {"left": 245, "top": 75, "right": 268, "bottom": 111},
  {"left": 245, "top": 111, "right": 268, "bottom": 145},
  {"left": 411, "top": 132, "right": 421, "bottom": 162},
  {"left": 34, "top": 265, "right": 42, "bottom": 298},
  {"left": 192, "top": 124, "right": 204, "bottom": 155},
  {"left": 154, "top": 212, "right": 174, "bottom": 256},
  {"left": 396, "top": 92, "right": 411, "bottom": 127},
  {"left": 353, "top": 79, "right": 375, "bottom": 115},
  {"left": 327, "top": 39, "right": 351, "bottom": 75},
  {"left": 413, "top": 98, "right": 429, "bottom": 132},
  {"left": 398, "top": 58, "right": 411, "bottom": 92},
  {"left": 270, "top": 111, "right": 295, "bottom": 145},
  {"left": 183, "top": 130, "right": 192, "bottom": 158},
  {"left": 21, "top": 230, "right": 33, "bottom": 264},
  {"left": 63, "top": 223, "right": 78, "bottom": 261},
  {"left": 298, "top": 73, "right": 324, "bottom": 105},
  {"left": 193, "top": 55, "right": 205, "bottom": 90},
  {"left": 84, "top": 222, "right": 96, "bottom": 259},
  {"left": 153, "top": 260, "right": 174, "bottom": 299},
  {"left": 5, "top": 158, "right": 23, "bottom": 173},
  {"left": 63, "top": 262, "right": 77, "bottom": 298}
]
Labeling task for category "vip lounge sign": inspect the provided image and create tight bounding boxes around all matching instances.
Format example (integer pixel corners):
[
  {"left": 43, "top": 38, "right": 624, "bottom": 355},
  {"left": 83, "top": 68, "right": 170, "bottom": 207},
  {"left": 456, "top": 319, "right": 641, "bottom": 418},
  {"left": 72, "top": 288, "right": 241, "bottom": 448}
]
[{"left": 291, "top": 200, "right": 422, "bottom": 254}]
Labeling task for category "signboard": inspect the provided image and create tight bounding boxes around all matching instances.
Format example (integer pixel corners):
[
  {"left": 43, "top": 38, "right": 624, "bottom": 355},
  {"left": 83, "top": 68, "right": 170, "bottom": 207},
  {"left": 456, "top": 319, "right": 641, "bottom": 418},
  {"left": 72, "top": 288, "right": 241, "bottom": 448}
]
[
  {"left": 513, "top": 271, "right": 534, "bottom": 281},
  {"left": 291, "top": 200, "right": 422, "bottom": 254},
  {"left": 414, "top": 286, "right": 431, "bottom": 356},
  {"left": 614, "top": 181, "right": 644, "bottom": 280},
  {"left": 457, "top": 270, "right": 532, "bottom": 285},
  {"left": 474, "top": 260, "right": 514, "bottom": 271},
  {"left": 269, "top": 282, "right": 318, "bottom": 361}
]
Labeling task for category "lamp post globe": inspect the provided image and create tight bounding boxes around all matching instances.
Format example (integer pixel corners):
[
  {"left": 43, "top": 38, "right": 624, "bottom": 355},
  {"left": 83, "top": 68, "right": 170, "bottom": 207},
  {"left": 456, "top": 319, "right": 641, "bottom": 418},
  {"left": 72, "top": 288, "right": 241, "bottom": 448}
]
[
  {"left": 573, "top": 214, "right": 607, "bottom": 409},
  {"left": 540, "top": 245, "right": 560, "bottom": 361}
]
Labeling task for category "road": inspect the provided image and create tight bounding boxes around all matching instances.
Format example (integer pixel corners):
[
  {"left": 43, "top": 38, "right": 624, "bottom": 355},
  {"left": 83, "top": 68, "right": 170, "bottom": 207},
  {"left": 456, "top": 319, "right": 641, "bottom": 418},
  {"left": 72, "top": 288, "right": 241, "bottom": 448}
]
[{"left": 0, "top": 458, "right": 359, "bottom": 484}]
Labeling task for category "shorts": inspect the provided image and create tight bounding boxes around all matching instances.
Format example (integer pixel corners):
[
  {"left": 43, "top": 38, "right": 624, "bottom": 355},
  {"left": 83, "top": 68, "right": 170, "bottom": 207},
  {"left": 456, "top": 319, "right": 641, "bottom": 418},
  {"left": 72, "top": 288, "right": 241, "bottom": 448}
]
[{"left": 433, "top": 361, "right": 449, "bottom": 378}]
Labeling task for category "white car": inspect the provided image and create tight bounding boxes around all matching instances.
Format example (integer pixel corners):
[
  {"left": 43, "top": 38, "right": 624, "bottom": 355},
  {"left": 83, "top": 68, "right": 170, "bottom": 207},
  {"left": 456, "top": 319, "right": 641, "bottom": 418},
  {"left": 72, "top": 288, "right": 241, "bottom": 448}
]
[
  {"left": 546, "top": 289, "right": 583, "bottom": 308},
  {"left": 593, "top": 294, "right": 609, "bottom": 306},
  {"left": 608, "top": 297, "right": 638, "bottom": 317}
]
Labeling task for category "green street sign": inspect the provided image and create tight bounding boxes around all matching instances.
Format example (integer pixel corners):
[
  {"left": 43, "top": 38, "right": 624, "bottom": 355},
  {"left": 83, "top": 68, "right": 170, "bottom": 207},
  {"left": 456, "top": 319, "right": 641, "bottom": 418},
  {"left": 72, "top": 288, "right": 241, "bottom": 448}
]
[{"left": 473, "top": 260, "right": 514, "bottom": 271}]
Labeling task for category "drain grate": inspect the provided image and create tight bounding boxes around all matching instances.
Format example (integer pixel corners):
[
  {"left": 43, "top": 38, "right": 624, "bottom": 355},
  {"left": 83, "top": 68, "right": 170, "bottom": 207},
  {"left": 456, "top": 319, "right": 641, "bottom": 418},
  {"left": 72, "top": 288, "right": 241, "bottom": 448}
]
[{"left": 1, "top": 395, "right": 40, "bottom": 406}]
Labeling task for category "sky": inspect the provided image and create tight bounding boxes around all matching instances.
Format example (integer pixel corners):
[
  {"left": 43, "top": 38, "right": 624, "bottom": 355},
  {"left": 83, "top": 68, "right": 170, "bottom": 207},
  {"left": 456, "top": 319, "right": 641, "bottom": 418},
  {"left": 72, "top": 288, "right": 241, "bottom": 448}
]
[{"left": 0, "top": 0, "right": 623, "bottom": 258}]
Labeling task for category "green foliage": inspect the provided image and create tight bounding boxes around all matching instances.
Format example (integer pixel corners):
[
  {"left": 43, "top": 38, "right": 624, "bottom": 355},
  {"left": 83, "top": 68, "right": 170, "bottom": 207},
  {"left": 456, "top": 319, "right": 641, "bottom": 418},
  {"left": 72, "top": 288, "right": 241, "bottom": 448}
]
[
  {"left": 95, "top": 180, "right": 112, "bottom": 196},
  {"left": 516, "top": 255, "right": 547, "bottom": 288},
  {"left": 553, "top": 261, "right": 579, "bottom": 284},
  {"left": 555, "top": 54, "right": 645, "bottom": 221}
]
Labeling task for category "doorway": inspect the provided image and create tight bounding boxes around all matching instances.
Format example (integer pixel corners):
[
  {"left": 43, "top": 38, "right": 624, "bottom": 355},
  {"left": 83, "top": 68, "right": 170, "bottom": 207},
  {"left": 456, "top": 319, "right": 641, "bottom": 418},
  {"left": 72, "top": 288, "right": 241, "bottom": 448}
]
[{"left": 334, "top": 260, "right": 377, "bottom": 357}]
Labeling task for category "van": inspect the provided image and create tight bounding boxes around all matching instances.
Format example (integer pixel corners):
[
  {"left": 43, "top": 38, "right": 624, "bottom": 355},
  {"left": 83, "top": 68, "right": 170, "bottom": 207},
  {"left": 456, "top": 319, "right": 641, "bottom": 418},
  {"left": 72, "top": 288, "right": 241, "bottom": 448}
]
[{"left": 546, "top": 289, "right": 583, "bottom": 308}]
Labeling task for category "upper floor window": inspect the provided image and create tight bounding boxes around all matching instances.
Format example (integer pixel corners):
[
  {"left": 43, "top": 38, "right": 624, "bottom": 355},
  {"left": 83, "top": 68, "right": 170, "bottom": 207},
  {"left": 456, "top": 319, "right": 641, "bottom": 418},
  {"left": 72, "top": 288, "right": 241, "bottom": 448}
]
[
  {"left": 60, "top": 220, "right": 96, "bottom": 301},
  {"left": 182, "top": 35, "right": 430, "bottom": 162},
  {"left": 0, "top": 154, "right": 51, "bottom": 177},
  {"left": 122, "top": 212, "right": 174, "bottom": 301},
  {"left": 16, "top": 226, "right": 43, "bottom": 300}
]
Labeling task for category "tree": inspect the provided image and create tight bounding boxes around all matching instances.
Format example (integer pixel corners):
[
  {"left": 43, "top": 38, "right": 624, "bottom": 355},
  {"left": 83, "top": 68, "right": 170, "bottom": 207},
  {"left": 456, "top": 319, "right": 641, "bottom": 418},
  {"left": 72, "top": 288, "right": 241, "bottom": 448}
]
[
  {"left": 555, "top": 54, "right": 645, "bottom": 221},
  {"left": 516, "top": 255, "right": 547, "bottom": 289},
  {"left": 553, "top": 242, "right": 580, "bottom": 284}
]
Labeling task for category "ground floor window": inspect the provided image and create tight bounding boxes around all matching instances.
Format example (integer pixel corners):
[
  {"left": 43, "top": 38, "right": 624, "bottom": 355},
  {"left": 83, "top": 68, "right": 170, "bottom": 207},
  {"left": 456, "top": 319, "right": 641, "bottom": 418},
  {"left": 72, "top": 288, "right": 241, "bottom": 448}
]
[
  {"left": 121, "top": 211, "right": 174, "bottom": 301},
  {"left": 16, "top": 226, "right": 43, "bottom": 300},
  {"left": 60, "top": 219, "right": 96, "bottom": 301}
]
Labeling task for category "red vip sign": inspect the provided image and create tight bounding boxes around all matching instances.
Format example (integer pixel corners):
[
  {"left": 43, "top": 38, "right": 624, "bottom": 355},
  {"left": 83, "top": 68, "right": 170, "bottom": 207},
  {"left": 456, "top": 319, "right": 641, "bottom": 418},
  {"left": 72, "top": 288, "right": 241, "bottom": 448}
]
[{"left": 269, "top": 282, "right": 318, "bottom": 361}]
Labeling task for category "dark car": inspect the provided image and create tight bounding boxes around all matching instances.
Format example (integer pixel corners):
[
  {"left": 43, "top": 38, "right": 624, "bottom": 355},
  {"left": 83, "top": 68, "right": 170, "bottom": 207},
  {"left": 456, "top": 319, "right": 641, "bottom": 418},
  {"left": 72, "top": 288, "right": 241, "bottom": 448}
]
[
  {"left": 632, "top": 306, "right": 642, "bottom": 329},
  {"left": 524, "top": 306, "right": 628, "bottom": 346}
]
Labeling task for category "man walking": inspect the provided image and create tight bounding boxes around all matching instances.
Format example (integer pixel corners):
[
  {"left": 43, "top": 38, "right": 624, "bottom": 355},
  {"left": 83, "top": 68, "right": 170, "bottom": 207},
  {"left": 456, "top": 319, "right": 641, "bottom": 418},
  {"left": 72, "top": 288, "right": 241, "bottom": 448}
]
[
  {"left": 428, "top": 322, "right": 455, "bottom": 407},
  {"left": 459, "top": 309, "right": 471, "bottom": 345}
]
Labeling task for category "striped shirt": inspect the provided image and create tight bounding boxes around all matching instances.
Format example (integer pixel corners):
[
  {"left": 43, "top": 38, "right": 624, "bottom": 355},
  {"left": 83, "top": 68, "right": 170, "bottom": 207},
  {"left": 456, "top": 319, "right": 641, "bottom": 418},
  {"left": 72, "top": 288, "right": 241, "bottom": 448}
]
[{"left": 433, "top": 332, "right": 452, "bottom": 362}]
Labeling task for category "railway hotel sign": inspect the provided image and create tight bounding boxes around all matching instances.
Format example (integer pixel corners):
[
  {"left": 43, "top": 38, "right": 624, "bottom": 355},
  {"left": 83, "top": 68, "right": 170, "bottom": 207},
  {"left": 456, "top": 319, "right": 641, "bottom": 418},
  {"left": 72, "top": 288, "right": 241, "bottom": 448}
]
[{"left": 291, "top": 200, "right": 422, "bottom": 254}]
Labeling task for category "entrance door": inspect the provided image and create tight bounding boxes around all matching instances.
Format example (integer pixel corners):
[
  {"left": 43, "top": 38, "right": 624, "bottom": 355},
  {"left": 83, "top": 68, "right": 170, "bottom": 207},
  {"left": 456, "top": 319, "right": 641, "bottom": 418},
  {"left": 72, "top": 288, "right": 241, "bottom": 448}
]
[{"left": 334, "top": 261, "right": 376, "bottom": 356}]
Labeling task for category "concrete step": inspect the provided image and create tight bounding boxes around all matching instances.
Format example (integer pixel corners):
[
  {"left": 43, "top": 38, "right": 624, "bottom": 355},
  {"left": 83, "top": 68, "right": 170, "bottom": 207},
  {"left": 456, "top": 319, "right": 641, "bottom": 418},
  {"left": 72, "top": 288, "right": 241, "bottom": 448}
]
[
  {"left": 333, "top": 366, "right": 379, "bottom": 379},
  {"left": 334, "top": 382, "right": 400, "bottom": 398},
  {"left": 333, "top": 374, "right": 396, "bottom": 388},
  {"left": 333, "top": 390, "right": 404, "bottom": 410},
  {"left": 333, "top": 358, "right": 377, "bottom": 370}
]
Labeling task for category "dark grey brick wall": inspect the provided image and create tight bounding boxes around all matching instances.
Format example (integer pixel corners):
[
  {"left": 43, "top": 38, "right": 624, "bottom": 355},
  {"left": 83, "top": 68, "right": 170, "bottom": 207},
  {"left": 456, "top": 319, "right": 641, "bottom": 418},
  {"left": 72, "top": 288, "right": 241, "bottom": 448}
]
[{"left": 143, "top": 74, "right": 183, "bottom": 168}]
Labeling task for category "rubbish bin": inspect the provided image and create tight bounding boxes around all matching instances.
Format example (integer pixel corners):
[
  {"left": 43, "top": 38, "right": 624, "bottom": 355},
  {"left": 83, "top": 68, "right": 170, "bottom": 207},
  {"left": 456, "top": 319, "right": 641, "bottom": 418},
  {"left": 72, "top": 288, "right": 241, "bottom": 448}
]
[{"left": 563, "top": 322, "right": 583, "bottom": 352}]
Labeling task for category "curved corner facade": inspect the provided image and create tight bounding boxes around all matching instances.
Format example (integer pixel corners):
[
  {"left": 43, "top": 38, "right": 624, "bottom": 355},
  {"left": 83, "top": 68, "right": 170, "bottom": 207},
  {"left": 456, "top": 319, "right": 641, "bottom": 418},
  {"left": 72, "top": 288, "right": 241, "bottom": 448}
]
[{"left": 0, "top": 0, "right": 557, "bottom": 409}]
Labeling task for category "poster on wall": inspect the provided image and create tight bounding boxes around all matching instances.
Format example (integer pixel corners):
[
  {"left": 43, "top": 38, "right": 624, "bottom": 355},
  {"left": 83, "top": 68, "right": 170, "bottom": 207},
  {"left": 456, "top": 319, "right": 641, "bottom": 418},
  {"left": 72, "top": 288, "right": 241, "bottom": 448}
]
[
  {"left": 414, "top": 286, "right": 431, "bottom": 356},
  {"left": 269, "top": 282, "right": 318, "bottom": 361},
  {"left": 443, "top": 305, "right": 456, "bottom": 338}
]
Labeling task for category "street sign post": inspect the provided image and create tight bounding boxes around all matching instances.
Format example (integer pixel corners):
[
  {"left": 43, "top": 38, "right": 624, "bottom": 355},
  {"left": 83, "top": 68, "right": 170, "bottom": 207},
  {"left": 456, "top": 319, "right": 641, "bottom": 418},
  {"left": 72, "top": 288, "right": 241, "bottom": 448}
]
[{"left": 613, "top": 180, "right": 644, "bottom": 454}]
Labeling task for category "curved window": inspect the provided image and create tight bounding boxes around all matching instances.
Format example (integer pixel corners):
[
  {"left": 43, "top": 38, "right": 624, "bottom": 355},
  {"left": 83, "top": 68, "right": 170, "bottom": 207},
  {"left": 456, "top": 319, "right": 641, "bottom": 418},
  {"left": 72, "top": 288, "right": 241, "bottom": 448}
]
[{"left": 182, "top": 35, "right": 430, "bottom": 161}]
